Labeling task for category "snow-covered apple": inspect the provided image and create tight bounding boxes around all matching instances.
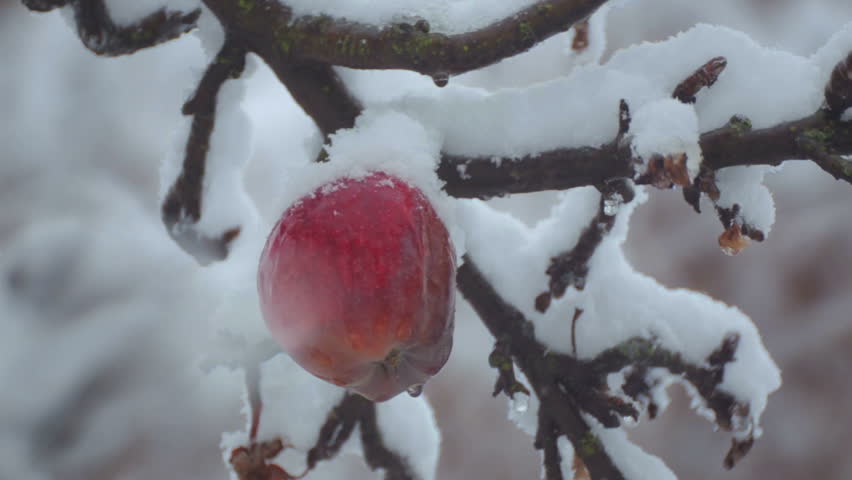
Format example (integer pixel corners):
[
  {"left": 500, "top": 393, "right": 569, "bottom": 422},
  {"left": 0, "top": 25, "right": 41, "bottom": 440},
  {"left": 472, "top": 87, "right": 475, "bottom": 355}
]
[{"left": 258, "top": 172, "right": 456, "bottom": 402}]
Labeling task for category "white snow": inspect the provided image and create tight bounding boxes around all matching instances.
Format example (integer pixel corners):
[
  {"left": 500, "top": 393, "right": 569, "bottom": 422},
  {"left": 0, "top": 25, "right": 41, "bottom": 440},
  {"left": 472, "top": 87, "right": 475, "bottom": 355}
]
[
  {"left": 375, "top": 395, "right": 441, "bottom": 480},
  {"left": 160, "top": 51, "right": 261, "bottom": 260},
  {"left": 267, "top": 109, "right": 466, "bottom": 262},
  {"left": 812, "top": 21, "right": 852, "bottom": 88},
  {"left": 630, "top": 98, "right": 702, "bottom": 179},
  {"left": 281, "top": 0, "right": 571, "bottom": 35},
  {"left": 461, "top": 181, "right": 780, "bottom": 447},
  {"left": 104, "top": 0, "right": 201, "bottom": 26},
  {"left": 606, "top": 24, "right": 823, "bottom": 131},
  {"left": 585, "top": 415, "right": 677, "bottom": 480},
  {"left": 714, "top": 166, "right": 777, "bottom": 235},
  {"left": 256, "top": 355, "right": 346, "bottom": 449},
  {"left": 13, "top": 3, "right": 852, "bottom": 480}
]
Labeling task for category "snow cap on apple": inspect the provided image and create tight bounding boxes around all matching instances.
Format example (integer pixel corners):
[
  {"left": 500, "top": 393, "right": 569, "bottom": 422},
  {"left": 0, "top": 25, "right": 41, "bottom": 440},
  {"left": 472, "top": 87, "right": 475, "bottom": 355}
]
[{"left": 258, "top": 172, "right": 456, "bottom": 402}]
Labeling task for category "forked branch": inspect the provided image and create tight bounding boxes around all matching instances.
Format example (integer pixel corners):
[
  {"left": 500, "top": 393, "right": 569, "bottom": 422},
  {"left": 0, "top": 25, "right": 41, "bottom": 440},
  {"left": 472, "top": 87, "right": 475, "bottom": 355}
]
[{"left": 461, "top": 255, "right": 755, "bottom": 479}]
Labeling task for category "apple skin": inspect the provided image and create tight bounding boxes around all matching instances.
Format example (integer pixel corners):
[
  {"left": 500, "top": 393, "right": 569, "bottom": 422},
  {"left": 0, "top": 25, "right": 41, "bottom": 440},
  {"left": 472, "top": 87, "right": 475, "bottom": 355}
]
[{"left": 258, "top": 172, "right": 456, "bottom": 402}]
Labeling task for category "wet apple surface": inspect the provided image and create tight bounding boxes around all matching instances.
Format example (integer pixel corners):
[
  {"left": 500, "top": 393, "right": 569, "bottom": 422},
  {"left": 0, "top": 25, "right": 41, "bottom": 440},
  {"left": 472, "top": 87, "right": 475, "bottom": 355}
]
[{"left": 258, "top": 172, "right": 456, "bottom": 402}]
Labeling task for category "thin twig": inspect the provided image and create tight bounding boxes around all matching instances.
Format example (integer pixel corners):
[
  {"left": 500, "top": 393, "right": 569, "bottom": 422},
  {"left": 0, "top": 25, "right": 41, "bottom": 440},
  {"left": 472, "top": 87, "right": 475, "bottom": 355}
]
[
  {"left": 33, "top": 0, "right": 202, "bottom": 56},
  {"left": 160, "top": 37, "right": 247, "bottom": 265},
  {"left": 672, "top": 56, "right": 727, "bottom": 104}
]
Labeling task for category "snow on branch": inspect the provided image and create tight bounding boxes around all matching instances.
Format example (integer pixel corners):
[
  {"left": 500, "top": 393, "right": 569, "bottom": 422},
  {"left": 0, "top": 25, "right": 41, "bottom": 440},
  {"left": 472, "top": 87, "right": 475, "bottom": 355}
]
[
  {"left": 536, "top": 60, "right": 725, "bottom": 312},
  {"left": 824, "top": 51, "right": 852, "bottom": 119},
  {"left": 457, "top": 256, "right": 624, "bottom": 480},
  {"left": 161, "top": 36, "right": 248, "bottom": 265},
  {"left": 269, "top": 62, "right": 362, "bottom": 143},
  {"left": 536, "top": 179, "right": 634, "bottom": 313},
  {"left": 439, "top": 54, "right": 852, "bottom": 199},
  {"left": 459, "top": 254, "right": 762, "bottom": 480},
  {"left": 22, "top": 0, "right": 201, "bottom": 56},
  {"left": 201, "top": 0, "right": 608, "bottom": 83},
  {"left": 229, "top": 393, "right": 415, "bottom": 480}
]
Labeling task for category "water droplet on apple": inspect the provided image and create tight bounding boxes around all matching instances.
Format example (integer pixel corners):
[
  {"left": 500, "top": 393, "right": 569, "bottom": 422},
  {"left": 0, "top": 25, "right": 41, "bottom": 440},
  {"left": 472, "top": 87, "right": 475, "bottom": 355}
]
[{"left": 407, "top": 384, "right": 424, "bottom": 397}]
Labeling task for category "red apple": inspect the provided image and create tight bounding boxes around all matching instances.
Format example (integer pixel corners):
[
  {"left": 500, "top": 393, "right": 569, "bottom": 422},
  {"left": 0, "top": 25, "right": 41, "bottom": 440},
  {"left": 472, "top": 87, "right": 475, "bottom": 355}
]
[{"left": 258, "top": 172, "right": 456, "bottom": 402}]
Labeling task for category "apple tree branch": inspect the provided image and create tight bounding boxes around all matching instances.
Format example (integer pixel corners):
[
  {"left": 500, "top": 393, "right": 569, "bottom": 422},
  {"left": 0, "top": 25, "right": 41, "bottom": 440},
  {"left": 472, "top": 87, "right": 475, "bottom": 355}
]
[{"left": 22, "top": 0, "right": 200, "bottom": 56}]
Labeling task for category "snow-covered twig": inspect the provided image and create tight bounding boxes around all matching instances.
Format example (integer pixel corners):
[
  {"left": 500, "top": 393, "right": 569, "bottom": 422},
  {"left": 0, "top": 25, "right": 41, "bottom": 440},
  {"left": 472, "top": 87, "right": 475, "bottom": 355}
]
[
  {"left": 537, "top": 59, "right": 726, "bottom": 312},
  {"left": 161, "top": 36, "right": 247, "bottom": 265},
  {"left": 22, "top": 0, "right": 200, "bottom": 56},
  {"left": 460, "top": 254, "right": 757, "bottom": 480},
  {"left": 535, "top": 179, "right": 634, "bottom": 313},
  {"left": 458, "top": 256, "right": 625, "bottom": 480},
  {"left": 306, "top": 393, "right": 415, "bottom": 480},
  {"left": 440, "top": 52, "right": 852, "bottom": 199}
]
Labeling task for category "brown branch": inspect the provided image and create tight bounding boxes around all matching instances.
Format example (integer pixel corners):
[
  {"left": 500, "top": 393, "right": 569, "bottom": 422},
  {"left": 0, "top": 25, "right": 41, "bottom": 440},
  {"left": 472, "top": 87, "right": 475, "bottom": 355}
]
[
  {"left": 202, "top": 3, "right": 362, "bottom": 143},
  {"left": 591, "top": 334, "right": 754, "bottom": 468},
  {"left": 824, "top": 51, "right": 852, "bottom": 119},
  {"left": 672, "top": 56, "right": 727, "bottom": 104},
  {"left": 489, "top": 339, "right": 531, "bottom": 399},
  {"left": 306, "top": 393, "right": 365, "bottom": 470},
  {"left": 21, "top": 0, "right": 68, "bottom": 11},
  {"left": 24, "top": 0, "right": 201, "bottom": 56},
  {"left": 306, "top": 393, "right": 415, "bottom": 480},
  {"left": 535, "top": 179, "right": 634, "bottom": 313},
  {"left": 459, "top": 255, "right": 757, "bottom": 475},
  {"left": 536, "top": 413, "right": 565, "bottom": 480},
  {"left": 439, "top": 145, "right": 631, "bottom": 198},
  {"left": 458, "top": 256, "right": 625, "bottom": 480},
  {"left": 439, "top": 109, "right": 852, "bottom": 198},
  {"left": 160, "top": 37, "right": 247, "bottom": 265},
  {"left": 358, "top": 396, "right": 417, "bottom": 480},
  {"left": 201, "top": 0, "right": 608, "bottom": 80},
  {"left": 231, "top": 393, "right": 415, "bottom": 480},
  {"left": 271, "top": 62, "right": 362, "bottom": 143}
]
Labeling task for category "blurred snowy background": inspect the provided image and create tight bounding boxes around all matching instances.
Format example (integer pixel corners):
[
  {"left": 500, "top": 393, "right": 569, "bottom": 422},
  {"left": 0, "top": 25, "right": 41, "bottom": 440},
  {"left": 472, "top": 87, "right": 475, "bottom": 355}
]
[{"left": 2, "top": 0, "right": 852, "bottom": 479}]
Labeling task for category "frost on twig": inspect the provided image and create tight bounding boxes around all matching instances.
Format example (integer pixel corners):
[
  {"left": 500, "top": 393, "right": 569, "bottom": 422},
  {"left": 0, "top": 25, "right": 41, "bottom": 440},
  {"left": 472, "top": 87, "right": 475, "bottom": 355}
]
[{"left": 22, "top": 0, "right": 201, "bottom": 56}]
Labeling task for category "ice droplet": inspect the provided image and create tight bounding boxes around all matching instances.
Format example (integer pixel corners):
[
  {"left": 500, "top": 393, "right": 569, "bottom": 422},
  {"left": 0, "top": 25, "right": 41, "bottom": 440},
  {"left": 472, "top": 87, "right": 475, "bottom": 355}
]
[
  {"left": 603, "top": 193, "right": 623, "bottom": 216},
  {"left": 512, "top": 394, "right": 529, "bottom": 413},
  {"left": 432, "top": 72, "right": 449, "bottom": 87},
  {"left": 407, "top": 384, "right": 424, "bottom": 397}
]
